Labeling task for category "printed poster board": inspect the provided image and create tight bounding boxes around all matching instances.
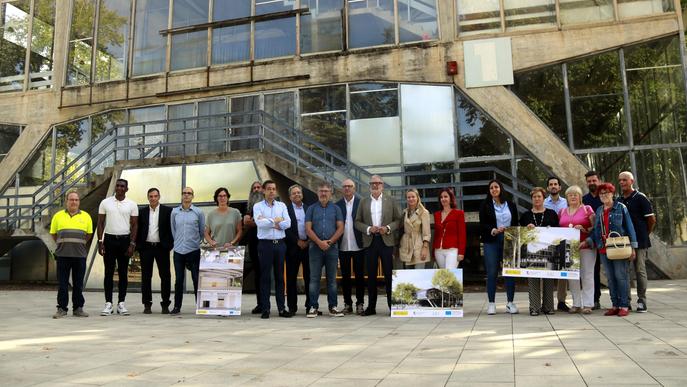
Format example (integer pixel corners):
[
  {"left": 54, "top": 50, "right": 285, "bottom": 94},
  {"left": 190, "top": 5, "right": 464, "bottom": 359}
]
[
  {"left": 391, "top": 269, "right": 463, "bottom": 318},
  {"left": 196, "top": 246, "right": 244, "bottom": 316},
  {"left": 502, "top": 226, "right": 581, "bottom": 280}
]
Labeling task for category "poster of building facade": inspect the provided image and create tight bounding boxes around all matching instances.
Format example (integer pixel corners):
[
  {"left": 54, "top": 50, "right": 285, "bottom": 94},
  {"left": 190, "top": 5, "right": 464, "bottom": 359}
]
[
  {"left": 502, "top": 226, "right": 580, "bottom": 279},
  {"left": 196, "top": 246, "right": 244, "bottom": 316},
  {"left": 391, "top": 269, "right": 463, "bottom": 318}
]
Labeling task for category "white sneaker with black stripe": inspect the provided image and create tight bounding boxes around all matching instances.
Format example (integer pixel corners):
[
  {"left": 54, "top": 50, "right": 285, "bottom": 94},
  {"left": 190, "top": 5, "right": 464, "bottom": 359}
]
[
  {"left": 100, "top": 302, "right": 113, "bottom": 316},
  {"left": 117, "top": 302, "right": 130, "bottom": 316}
]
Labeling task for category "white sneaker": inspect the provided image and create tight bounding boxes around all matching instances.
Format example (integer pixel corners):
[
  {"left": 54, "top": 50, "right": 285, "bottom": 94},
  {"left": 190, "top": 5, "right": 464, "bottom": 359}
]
[
  {"left": 487, "top": 302, "right": 496, "bottom": 315},
  {"left": 506, "top": 302, "right": 519, "bottom": 314},
  {"left": 117, "top": 302, "right": 130, "bottom": 316},
  {"left": 100, "top": 302, "right": 113, "bottom": 316}
]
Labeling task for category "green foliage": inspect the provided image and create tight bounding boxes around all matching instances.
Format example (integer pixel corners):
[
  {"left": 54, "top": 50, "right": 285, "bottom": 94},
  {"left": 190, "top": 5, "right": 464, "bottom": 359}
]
[
  {"left": 392, "top": 282, "right": 420, "bottom": 305},
  {"left": 432, "top": 269, "right": 462, "bottom": 307}
]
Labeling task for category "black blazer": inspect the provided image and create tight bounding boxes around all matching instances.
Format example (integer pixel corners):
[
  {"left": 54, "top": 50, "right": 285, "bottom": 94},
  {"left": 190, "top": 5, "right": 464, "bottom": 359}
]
[
  {"left": 479, "top": 199, "right": 519, "bottom": 243},
  {"left": 285, "top": 202, "right": 308, "bottom": 247},
  {"left": 136, "top": 204, "right": 173, "bottom": 250},
  {"left": 336, "top": 196, "right": 363, "bottom": 249}
]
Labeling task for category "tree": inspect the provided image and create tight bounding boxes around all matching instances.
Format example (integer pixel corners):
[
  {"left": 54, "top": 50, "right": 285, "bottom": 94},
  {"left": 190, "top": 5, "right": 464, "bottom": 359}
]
[
  {"left": 392, "top": 282, "right": 419, "bottom": 305},
  {"left": 431, "top": 269, "right": 461, "bottom": 307}
]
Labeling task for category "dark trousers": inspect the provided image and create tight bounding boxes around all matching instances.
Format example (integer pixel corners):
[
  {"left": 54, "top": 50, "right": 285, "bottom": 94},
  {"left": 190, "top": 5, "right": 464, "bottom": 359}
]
[
  {"left": 56, "top": 257, "right": 86, "bottom": 311},
  {"left": 258, "top": 239, "right": 286, "bottom": 313},
  {"left": 594, "top": 250, "right": 601, "bottom": 303},
  {"left": 286, "top": 242, "right": 310, "bottom": 312},
  {"left": 247, "top": 229, "right": 262, "bottom": 307},
  {"left": 365, "top": 236, "right": 394, "bottom": 311},
  {"left": 103, "top": 234, "right": 131, "bottom": 303},
  {"left": 140, "top": 243, "right": 172, "bottom": 307},
  {"left": 173, "top": 249, "right": 200, "bottom": 309},
  {"left": 340, "top": 250, "right": 365, "bottom": 306}
]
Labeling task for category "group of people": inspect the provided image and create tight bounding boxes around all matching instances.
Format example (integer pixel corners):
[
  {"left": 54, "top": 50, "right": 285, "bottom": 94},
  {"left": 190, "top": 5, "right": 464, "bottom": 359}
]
[{"left": 49, "top": 169, "right": 654, "bottom": 320}]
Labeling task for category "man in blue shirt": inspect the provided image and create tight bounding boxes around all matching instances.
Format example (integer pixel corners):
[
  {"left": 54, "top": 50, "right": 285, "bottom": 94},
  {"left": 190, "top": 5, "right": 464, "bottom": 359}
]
[
  {"left": 582, "top": 170, "right": 603, "bottom": 310},
  {"left": 254, "top": 180, "right": 292, "bottom": 319},
  {"left": 618, "top": 171, "right": 656, "bottom": 313},
  {"left": 544, "top": 176, "right": 570, "bottom": 312},
  {"left": 170, "top": 187, "right": 205, "bottom": 315},
  {"left": 305, "top": 182, "right": 344, "bottom": 318}
]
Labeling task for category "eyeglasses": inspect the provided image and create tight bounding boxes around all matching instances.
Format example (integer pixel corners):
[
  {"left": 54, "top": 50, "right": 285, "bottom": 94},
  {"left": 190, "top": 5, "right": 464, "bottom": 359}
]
[
  {"left": 599, "top": 192, "right": 612, "bottom": 196},
  {"left": 369, "top": 182, "right": 383, "bottom": 186},
  {"left": 342, "top": 185, "right": 354, "bottom": 188},
  {"left": 182, "top": 191, "right": 194, "bottom": 195}
]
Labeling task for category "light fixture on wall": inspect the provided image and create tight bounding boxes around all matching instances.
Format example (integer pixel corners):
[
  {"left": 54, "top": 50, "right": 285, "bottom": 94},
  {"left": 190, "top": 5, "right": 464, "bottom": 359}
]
[{"left": 446, "top": 61, "right": 458, "bottom": 76}]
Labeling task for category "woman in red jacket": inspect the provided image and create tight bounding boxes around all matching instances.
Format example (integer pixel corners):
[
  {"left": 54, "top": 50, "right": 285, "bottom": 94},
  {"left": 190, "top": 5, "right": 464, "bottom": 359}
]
[{"left": 433, "top": 188, "right": 467, "bottom": 269}]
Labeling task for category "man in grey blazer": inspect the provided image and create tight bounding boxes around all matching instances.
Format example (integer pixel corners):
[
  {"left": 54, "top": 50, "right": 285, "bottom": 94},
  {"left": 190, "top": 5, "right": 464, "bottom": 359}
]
[{"left": 355, "top": 175, "right": 402, "bottom": 316}]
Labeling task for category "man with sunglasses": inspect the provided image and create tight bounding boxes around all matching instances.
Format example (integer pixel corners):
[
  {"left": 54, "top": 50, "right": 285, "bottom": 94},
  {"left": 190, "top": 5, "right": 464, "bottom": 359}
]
[{"left": 170, "top": 187, "right": 205, "bottom": 315}]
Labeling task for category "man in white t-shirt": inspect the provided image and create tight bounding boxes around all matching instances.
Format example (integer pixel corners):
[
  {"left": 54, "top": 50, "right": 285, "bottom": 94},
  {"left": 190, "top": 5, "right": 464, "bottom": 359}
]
[{"left": 97, "top": 178, "right": 139, "bottom": 316}]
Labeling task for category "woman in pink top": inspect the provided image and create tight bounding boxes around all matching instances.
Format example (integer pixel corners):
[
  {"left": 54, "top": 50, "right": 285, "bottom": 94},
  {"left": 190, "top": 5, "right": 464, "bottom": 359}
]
[{"left": 558, "top": 185, "right": 596, "bottom": 314}]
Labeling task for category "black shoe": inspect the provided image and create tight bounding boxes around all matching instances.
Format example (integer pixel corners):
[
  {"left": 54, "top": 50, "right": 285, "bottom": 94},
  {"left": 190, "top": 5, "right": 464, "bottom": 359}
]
[
  {"left": 261, "top": 311, "right": 270, "bottom": 319},
  {"left": 343, "top": 304, "right": 353, "bottom": 314},
  {"left": 557, "top": 302, "right": 570, "bottom": 312},
  {"left": 252, "top": 306, "right": 262, "bottom": 314},
  {"left": 161, "top": 304, "right": 170, "bottom": 314},
  {"left": 143, "top": 304, "right": 152, "bottom": 314},
  {"left": 279, "top": 310, "right": 292, "bottom": 318},
  {"left": 289, "top": 308, "right": 297, "bottom": 316},
  {"left": 170, "top": 307, "right": 181, "bottom": 315},
  {"left": 529, "top": 309, "right": 540, "bottom": 316},
  {"left": 362, "top": 309, "right": 376, "bottom": 316},
  {"left": 542, "top": 309, "right": 555, "bottom": 315},
  {"left": 636, "top": 301, "right": 648, "bottom": 313},
  {"left": 592, "top": 302, "right": 601, "bottom": 310}
]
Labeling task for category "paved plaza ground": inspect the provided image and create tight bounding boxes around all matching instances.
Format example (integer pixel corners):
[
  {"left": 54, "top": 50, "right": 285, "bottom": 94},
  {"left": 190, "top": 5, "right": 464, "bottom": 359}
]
[{"left": 3, "top": 280, "right": 687, "bottom": 386}]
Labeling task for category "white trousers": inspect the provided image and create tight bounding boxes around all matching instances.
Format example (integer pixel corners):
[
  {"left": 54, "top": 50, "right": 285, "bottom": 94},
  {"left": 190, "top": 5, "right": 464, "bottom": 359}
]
[
  {"left": 569, "top": 248, "right": 596, "bottom": 308},
  {"left": 435, "top": 248, "right": 458, "bottom": 269}
]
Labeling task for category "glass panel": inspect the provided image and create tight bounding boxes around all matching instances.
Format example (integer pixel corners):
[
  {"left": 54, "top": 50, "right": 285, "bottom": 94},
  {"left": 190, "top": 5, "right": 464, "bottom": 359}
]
[
  {"left": 398, "top": 0, "right": 438, "bottom": 43},
  {"left": 186, "top": 161, "right": 259, "bottom": 202},
  {"left": 172, "top": 0, "right": 207, "bottom": 26},
  {"left": 167, "top": 103, "right": 196, "bottom": 157},
  {"left": 120, "top": 166, "right": 182, "bottom": 205},
  {"left": 567, "top": 51, "right": 627, "bottom": 149},
  {"left": 618, "top": 0, "right": 674, "bottom": 19},
  {"left": 350, "top": 87, "right": 398, "bottom": 119},
  {"left": 128, "top": 106, "right": 165, "bottom": 159},
  {"left": 625, "top": 37, "right": 687, "bottom": 146},
  {"left": 405, "top": 162, "right": 455, "bottom": 212},
  {"left": 19, "top": 130, "right": 52, "bottom": 187},
  {"left": 0, "top": 1, "right": 29, "bottom": 92},
  {"left": 212, "top": 0, "right": 250, "bottom": 66},
  {"left": 54, "top": 119, "right": 90, "bottom": 185},
  {"left": 301, "top": 0, "right": 343, "bottom": 54},
  {"left": 401, "top": 84, "right": 455, "bottom": 164},
  {"left": 95, "top": 0, "right": 130, "bottom": 82},
  {"left": 504, "top": 0, "right": 555, "bottom": 31},
  {"left": 456, "top": 90, "right": 511, "bottom": 157},
  {"left": 348, "top": 0, "right": 395, "bottom": 48},
  {"left": 349, "top": 116, "right": 401, "bottom": 165},
  {"left": 66, "top": 0, "right": 95, "bottom": 85},
  {"left": 198, "top": 99, "right": 227, "bottom": 154},
  {"left": 301, "top": 112, "right": 347, "bottom": 157},
  {"left": 0, "top": 124, "right": 20, "bottom": 161},
  {"left": 171, "top": 31, "right": 208, "bottom": 70},
  {"left": 512, "top": 65, "right": 568, "bottom": 145},
  {"left": 515, "top": 156, "right": 549, "bottom": 201},
  {"left": 559, "top": 0, "right": 614, "bottom": 25},
  {"left": 29, "top": 0, "right": 55, "bottom": 90},
  {"left": 132, "top": 0, "right": 168, "bottom": 76},
  {"left": 635, "top": 148, "right": 687, "bottom": 246},
  {"left": 457, "top": 0, "right": 501, "bottom": 36},
  {"left": 300, "top": 85, "right": 346, "bottom": 113},
  {"left": 91, "top": 110, "right": 124, "bottom": 176},
  {"left": 263, "top": 92, "right": 296, "bottom": 159},
  {"left": 230, "top": 95, "right": 259, "bottom": 151},
  {"left": 579, "top": 151, "right": 630, "bottom": 184},
  {"left": 458, "top": 159, "right": 512, "bottom": 212},
  {"left": 254, "top": 0, "right": 296, "bottom": 60}
]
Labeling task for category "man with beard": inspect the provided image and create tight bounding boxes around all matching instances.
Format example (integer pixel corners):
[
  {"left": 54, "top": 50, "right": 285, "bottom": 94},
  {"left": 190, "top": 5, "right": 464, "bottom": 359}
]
[
  {"left": 244, "top": 181, "right": 264, "bottom": 314},
  {"left": 544, "top": 176, "right": 569, "bottom": 312},
  {"left": 582, "top": 171, "right": 603, "bottom": 310}
]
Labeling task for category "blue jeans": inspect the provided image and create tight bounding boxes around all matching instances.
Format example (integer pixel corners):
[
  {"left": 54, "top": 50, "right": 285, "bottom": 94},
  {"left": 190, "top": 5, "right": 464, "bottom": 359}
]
[
  {"left": 601, "top": 253, "right": 630, "bottom": 308},
  {"left": 56, "top": 257, "right": 86, "bottom": 311},
  {"left": 173, "top": 249, "right": 200, "bottom": 309},
  {"left": 484, "top": 234, "right": 515, "bottom": 303},
  {"left": 309, "top": 245, "right": 339, "bottom": 310}
]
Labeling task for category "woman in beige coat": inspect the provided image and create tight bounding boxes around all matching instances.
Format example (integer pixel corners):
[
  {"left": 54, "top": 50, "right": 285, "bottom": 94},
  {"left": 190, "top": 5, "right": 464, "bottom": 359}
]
[{"left": 399, "top": 188, "right": 431, "bottom": 269}]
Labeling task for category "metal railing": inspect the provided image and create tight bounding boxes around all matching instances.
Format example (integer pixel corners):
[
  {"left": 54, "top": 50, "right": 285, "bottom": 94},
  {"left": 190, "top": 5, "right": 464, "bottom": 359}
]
[{"left": 0, "top": 109, "right": 533, "bottom": 232}]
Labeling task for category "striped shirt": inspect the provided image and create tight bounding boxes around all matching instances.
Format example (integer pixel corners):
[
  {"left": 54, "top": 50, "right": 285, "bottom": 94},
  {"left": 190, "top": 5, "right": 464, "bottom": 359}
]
[{"left": 49, "top": 210, "right": 93, "bottom": 258}]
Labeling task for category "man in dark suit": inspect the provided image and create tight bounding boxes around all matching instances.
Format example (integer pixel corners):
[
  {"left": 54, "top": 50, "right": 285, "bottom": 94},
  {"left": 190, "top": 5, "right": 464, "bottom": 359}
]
[
  {"left": 355, "top": 175, "right": 402, "bottom": 316},
  {"left": 336, "top": 179, "right": 365, "bottom": 315},
  {"left": 136, "top": 188, "right": 173, "bottom": 314},
  {"left": 285, "top": 184, "right": 311, "bottom": 315}
]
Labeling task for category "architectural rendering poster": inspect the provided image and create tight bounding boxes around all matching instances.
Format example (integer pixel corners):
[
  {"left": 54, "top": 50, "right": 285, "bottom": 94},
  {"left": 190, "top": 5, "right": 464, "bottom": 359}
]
[
  {"left": 391, "top": 269, "right": 463, "bottom": 318},
  {"left": 196, "top": 246, "right": 244, "bottom": 316},
  {"left": 502, "top": 227, "right": 580, "bottom": 280}
]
